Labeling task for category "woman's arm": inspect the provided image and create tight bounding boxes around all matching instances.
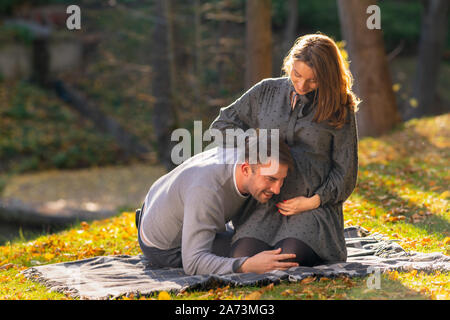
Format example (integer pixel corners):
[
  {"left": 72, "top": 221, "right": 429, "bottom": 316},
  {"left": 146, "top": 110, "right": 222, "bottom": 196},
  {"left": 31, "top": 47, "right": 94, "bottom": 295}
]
[
  {"left": 277, "top": 111, "right": 358, "bottom": 215},
  {"left": 313, "top": 111, "right": 359, "bottom": 207},
  {"left": 209, "top": 80, "right": 265, "bottom": 135}
]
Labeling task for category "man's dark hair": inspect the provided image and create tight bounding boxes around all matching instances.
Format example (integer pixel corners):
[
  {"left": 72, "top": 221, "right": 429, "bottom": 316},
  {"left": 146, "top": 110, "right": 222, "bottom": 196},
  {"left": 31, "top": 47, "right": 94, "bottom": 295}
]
[{"left": 242, "top": 129, "right": 294, "bottom": 171}]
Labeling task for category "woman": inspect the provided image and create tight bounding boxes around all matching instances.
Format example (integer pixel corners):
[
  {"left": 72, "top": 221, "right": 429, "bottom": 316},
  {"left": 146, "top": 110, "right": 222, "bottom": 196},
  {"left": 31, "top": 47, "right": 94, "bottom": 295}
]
[{"left": 209, "top": 33, "right": 359, "bottom": 266}]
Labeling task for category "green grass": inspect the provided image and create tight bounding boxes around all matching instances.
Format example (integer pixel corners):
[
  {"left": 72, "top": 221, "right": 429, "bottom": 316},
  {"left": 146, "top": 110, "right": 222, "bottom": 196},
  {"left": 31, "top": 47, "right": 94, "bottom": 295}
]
[{"left": 0, "top": 114, "right": 449, "bottom": 300}]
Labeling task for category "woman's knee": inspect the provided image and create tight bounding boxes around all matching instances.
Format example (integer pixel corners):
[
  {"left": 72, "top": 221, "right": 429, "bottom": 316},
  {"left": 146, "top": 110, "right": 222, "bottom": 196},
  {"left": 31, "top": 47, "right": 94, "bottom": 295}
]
[
  {"left": 276, "top": 237, "right": 322, "bottom": 267},
  {"left": 230, "top": 237, "right": 272, "bottom": 258}
]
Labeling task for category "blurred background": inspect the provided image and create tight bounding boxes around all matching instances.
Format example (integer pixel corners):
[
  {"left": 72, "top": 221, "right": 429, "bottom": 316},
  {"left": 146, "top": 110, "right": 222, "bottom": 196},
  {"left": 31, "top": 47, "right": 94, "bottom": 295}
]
[{"left": 0, "top": 0, "right": 448, "bottom": 243}]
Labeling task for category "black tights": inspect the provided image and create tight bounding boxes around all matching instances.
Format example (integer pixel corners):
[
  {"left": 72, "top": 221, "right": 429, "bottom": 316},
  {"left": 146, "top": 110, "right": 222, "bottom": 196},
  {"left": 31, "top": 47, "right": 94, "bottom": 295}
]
[{"left": 230, "top": 237, "right": 323, "bottom": 267}]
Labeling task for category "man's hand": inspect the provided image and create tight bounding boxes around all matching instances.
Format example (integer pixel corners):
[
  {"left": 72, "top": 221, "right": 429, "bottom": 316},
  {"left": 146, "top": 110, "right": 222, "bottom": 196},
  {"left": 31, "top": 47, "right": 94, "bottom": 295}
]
[
  {"left": 237, "top": 248, "right": 299, "bottom": 274},
  {"left": 276, "top": 194, "right": 321, "bottom": 216}
]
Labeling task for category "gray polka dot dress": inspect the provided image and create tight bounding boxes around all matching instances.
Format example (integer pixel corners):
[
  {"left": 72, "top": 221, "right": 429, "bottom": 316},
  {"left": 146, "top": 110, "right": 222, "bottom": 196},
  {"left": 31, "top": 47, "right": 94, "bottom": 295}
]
[{"left": 210, "top": 77, "right": 358, "bottom": 263}]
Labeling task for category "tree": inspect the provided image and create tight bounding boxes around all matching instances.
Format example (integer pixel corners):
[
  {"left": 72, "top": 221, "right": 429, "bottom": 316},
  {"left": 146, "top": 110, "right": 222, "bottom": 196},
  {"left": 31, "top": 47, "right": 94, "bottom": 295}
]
[
  {"left": 152, "top": 0, "right": 179, "bottom": 171},
  {"left": 405, "top": 0, "right": 449, "bottom": 120},
  {"left": 337, "top": 0, "right": 401, "bottom": 137},
  {"left": 245, "top": 0, "right": 272, "bottom": 89}
]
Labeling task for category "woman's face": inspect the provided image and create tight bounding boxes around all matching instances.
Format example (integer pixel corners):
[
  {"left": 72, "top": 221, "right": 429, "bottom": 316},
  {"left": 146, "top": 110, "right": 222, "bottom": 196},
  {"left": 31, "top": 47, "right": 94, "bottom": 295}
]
[{"left": 289, "top": 60, "right": 319, "bottom": 95}]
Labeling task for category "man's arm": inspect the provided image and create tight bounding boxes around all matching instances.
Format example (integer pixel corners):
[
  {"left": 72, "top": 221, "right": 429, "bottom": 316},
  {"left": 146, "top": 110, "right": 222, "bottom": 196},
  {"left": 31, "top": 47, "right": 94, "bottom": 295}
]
[
  {"left": 182, "top": 187, "right": 299, "bottom": 275},
  {"left": 237, "top": 248, "right": 299, "bottom": 274},
  {"left": 181, "top": 187, "right": 249, "bottom": 275}
]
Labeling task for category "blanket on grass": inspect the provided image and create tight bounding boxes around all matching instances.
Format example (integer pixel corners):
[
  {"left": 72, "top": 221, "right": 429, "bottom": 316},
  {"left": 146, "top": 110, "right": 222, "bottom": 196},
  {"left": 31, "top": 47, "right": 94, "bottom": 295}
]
[{"left": 22, "top": 226, "right": 450, "bottom": 300}]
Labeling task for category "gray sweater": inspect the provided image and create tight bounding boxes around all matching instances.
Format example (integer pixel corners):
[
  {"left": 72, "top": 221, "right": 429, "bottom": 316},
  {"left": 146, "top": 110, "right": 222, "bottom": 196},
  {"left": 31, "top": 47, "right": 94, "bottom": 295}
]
[{"left": 139, "top": 147, "right": 249, "bottom": 275}]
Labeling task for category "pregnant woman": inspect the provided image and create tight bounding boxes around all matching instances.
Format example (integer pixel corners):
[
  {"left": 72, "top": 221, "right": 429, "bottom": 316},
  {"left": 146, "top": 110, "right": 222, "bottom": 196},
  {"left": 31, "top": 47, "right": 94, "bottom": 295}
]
[{"left": 210, "top": 33, "right": 359, "bottom": 267}]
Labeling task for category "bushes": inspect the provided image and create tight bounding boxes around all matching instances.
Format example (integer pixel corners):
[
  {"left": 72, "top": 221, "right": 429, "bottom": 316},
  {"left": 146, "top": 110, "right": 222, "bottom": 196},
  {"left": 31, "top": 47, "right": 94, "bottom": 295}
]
[{"left": 0, "top": 81, "right": 125, "bottom": 174}]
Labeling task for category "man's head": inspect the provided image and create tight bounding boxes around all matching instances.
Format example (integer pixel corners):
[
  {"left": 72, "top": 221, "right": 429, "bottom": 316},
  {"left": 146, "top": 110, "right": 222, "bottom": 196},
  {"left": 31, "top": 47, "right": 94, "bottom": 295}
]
[{"left": 236, "top": 131, "right": 294, "bottom": 203}]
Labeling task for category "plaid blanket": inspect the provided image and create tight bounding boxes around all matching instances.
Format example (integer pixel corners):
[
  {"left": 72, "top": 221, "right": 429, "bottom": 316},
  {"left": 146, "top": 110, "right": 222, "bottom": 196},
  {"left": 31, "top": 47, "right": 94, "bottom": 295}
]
[{"left": 22, "top": 226, "right": 450, "bottom": 300}]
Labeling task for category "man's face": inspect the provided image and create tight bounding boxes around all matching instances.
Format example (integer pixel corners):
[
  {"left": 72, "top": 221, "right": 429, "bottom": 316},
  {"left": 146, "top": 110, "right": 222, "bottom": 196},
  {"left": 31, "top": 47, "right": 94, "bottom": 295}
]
[{"left": 245, "top": 161, "right": 288, "bottom": 203}]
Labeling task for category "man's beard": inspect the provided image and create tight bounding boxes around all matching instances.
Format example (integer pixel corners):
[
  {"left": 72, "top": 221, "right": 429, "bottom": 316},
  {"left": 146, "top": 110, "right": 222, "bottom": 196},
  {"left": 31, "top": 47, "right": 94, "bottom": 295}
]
[{"left": 256, "top": 190, "right": 274, "bottom": 203}]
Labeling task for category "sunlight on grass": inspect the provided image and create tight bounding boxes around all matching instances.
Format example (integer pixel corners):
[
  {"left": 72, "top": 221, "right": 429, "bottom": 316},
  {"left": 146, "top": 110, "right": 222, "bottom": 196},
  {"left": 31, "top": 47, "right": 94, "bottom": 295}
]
[{"left": 1, "top": 115, "right": 449, "bottom": 300}]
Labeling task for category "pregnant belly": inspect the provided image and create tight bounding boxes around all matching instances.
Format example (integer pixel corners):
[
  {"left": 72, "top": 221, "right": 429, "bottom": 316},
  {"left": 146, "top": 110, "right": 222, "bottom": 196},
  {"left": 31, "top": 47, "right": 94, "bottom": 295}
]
[{"left": 281, "top": 159, "right": 328, "bottom": 199}]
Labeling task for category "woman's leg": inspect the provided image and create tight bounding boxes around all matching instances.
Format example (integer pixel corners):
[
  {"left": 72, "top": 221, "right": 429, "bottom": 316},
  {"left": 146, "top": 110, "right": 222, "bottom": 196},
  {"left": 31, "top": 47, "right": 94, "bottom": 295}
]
[
  {"left": 274, "top": 238, "right": 323, "bottom": 267},
  {"left": 211, "top": 229, "right": 234, "bottom": 257},
  {"left": 230, "top": 237, "right": 272, "bottom": 258}
]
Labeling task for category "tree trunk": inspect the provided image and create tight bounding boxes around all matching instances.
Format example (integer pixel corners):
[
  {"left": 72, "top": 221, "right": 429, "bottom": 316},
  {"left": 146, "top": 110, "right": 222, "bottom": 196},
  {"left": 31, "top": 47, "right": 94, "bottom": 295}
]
[
  {"left": 337, "top": 0, "right": 401, "bottom": 137},
  {"left": 152, "top": 0, "right": 178, "bottom": 171},
  {"left": 245, "top": 0, "right": 272, "bottom": 89},
  {"left": 406, "top": 0, "right": 449, "bottom": 120}
]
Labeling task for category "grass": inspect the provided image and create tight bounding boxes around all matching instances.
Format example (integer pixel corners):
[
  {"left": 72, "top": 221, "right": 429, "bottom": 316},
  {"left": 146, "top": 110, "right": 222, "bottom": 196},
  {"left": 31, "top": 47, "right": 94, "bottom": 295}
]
[{"left": 0, "top": 114, "right": 449, "bottom": 300}]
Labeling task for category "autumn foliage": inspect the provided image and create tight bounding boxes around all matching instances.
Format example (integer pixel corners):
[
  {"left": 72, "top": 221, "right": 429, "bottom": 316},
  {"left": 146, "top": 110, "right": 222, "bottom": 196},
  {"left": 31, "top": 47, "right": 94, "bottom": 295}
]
[{"left": 0, "top": 114, "right": 449, "bottom": 300}]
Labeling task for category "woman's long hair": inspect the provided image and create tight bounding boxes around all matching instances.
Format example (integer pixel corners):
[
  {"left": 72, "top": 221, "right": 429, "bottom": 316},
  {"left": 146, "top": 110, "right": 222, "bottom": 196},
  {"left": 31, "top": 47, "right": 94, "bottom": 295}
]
[{"left": 282, "top": 33, "right": 359, "bottom": 129}]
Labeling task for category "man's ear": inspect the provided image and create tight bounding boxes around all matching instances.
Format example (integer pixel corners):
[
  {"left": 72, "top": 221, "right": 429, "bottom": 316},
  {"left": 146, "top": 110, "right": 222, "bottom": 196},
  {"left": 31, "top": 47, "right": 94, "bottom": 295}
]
[{"left": 240, "top": 162, "right": 252, "bottom": 177}]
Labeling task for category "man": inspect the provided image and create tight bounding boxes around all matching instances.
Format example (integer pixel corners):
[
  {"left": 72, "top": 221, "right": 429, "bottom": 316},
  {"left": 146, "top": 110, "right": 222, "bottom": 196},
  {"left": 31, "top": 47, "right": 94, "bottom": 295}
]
[{"left": 136, "top": 133, "right": 297, "bottom": 275}]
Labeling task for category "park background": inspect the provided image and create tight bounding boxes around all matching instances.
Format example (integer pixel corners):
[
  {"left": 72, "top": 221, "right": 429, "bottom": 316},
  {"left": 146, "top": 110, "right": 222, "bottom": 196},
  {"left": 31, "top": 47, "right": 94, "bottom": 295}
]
[{"left": 0, "top": 0, "right": 448, "bottom": 300}]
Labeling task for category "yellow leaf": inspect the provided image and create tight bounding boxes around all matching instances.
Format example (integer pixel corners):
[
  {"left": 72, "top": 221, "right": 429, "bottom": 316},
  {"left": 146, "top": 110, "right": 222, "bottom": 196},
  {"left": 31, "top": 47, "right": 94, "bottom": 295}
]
[
  {"left": 392, "top": 83, "right": 401, "bottom": 92},
  {"left": 244, "top": 291, "right": 262, "bottom": 300},
  {"left": 443, "top": 237, "right": 450, "bottom": 245},
  {"left": 370, "top": 208, "right": 377, "bottom": 217},
  {"left": 281, "top": 289, "right": 294, "bottom": 296},
  {"left": 44, "top": 253, "right": 55, "bottom": 261},
  {"left": 388, "top": 271, "right": 399, "bottom": 281},
  {"left": 158, "top": 291, "right": 171, "bottom": 300},
  {"left": 409, "top": 98, "right": 418, "bottom": 108},
  {"left": 440, "top": 191, "right": 450, "bottom": 199}
]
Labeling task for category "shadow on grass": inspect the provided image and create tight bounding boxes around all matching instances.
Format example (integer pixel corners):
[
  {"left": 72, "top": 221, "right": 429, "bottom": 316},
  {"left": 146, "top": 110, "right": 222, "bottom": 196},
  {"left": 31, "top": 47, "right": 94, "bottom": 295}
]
[
  {"left": 177, "top": 274, "right": 430, "bottom": 300},
  {"left": 355, "top": 120, "right": 449, "bottom": 237},
  {"left": 0, "top": 221, "right": 74, "bottom": 246},
  {"left": 361, "top": 160, "right": 448, "bottom": 197},
  {"left": 356, "top": 169, "right": 449, "bottom": 237}
]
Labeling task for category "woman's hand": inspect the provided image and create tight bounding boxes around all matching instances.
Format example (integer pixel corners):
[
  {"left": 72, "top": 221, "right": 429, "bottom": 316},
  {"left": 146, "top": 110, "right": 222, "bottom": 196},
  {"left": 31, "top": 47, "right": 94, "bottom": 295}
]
[{"left": 276, "top": 194, "right": 321, "bottom": 216}]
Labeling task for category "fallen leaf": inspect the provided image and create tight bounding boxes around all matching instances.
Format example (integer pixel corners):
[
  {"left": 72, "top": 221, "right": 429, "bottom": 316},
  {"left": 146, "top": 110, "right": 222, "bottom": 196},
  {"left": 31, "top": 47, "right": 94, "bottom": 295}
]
[
  {"left": 260, "top": 283, "right": 274, "bottom": 293},
  {"left": 44, "top": 253, "right": 55, "bottom": 261},
  {"left": 244, "top": 291, "right": 262, "bottom": 300},
  {"left": 0, "top": 263, "right": 14, "bottom": 271},
  {"left": 281, "top": 289, "right": 294, "bottom": 296},
  {"left": 300, "top": 277, "right": 316, "bottom": 284},
  {"left": 440, "top": 191, "right": 450, "bottom": 199},
  {"left": 388, "top": 271, "right": 399, "bottom": 281},
  {"left": 158, "top": 291, "right": 171, "bottom": 300}
]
